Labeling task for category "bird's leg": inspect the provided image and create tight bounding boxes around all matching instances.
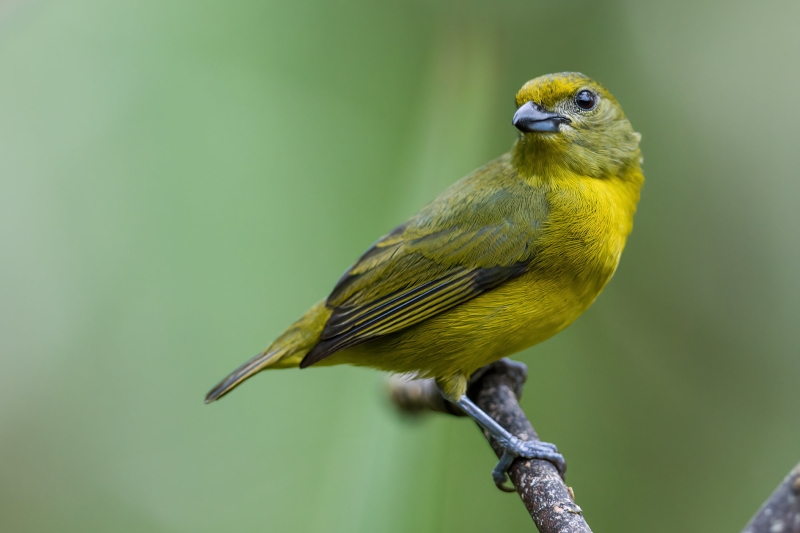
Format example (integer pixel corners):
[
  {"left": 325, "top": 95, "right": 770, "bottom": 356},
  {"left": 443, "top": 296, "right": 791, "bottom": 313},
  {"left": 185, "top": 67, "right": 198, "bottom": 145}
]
[
  {"left": 437, "top": 369, "right": 566, "bottom": 490},
  {"left": 436, "top": 368, "right": 567, "bottom": 492},
  {"left": 454, "top": 390, "right": 566, "bottom": 491}
]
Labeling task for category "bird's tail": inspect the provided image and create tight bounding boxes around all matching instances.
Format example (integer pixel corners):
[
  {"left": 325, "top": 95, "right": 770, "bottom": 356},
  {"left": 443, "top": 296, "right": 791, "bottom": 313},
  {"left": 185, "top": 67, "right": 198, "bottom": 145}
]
[{"left": 204, "top": 300, "right": 331, "bottom": 403}]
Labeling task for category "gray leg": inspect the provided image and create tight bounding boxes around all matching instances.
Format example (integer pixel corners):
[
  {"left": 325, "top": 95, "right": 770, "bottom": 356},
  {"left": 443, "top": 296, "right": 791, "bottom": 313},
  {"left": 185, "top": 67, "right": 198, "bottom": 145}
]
[{"left": 456, "top": 395, "right": 565, "bottom": 490}]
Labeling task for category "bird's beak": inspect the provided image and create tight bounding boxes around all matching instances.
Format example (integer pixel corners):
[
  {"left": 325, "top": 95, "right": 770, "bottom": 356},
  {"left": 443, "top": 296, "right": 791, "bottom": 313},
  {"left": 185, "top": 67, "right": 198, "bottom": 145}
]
[{"left": 512, "top": 101, "right": 570, "bottom": 133}]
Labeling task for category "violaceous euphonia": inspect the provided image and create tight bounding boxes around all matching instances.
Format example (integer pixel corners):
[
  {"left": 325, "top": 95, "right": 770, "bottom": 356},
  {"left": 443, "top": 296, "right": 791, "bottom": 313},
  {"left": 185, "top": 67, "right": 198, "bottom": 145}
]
[{"left": 206, "top": 72, "right": 643, "bottom": 487}]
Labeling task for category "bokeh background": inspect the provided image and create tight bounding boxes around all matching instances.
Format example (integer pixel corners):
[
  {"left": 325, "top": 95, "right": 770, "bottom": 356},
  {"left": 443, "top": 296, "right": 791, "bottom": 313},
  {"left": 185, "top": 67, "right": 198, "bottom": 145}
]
[{"left": 2, "top": 0, "right": 799, "bottom": 531}]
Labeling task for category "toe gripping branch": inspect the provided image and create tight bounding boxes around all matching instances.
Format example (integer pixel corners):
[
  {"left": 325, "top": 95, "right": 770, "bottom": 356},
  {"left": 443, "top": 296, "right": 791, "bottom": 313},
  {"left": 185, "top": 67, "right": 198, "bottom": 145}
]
[{"left": 459, "top": 359, "right": 566, "bottom": 491}]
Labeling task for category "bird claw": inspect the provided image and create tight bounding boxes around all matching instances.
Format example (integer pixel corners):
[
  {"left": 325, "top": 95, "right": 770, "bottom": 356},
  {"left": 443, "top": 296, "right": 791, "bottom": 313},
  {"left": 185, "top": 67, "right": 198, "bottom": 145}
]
[
  {"left": 492, "top": 436, "right": 567, "bottom": 487},
  {"left": 492, "top": 451, "right": 518, "bottom": 492}
]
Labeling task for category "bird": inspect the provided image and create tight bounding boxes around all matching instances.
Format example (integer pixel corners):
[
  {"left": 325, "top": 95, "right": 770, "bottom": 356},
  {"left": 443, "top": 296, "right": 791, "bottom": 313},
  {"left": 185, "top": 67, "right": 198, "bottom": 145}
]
[{"left": 205, "top": 72, "right": 643, "bottom": 488}]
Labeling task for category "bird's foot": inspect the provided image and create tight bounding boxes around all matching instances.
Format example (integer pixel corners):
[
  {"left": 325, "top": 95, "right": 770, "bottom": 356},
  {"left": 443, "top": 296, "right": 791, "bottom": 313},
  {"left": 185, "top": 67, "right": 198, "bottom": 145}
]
[
  {"left": 491, "top": 436, "right": 565, "bottom": 491},
  {"left": 451, "top": 386, "right": 567, "bottom": 492}
]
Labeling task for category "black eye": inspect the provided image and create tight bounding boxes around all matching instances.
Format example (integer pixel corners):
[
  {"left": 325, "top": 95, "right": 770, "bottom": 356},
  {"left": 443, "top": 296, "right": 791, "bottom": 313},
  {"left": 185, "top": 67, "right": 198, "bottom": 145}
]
[{"left": 574, "top": 90, "right": 597, "bottom": 111}]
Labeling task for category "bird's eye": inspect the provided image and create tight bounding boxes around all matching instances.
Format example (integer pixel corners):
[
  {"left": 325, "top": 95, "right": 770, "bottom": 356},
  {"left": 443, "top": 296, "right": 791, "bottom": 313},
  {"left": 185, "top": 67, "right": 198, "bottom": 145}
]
[{"left": 574, "top": 90, "right": 597, "bottom": 111}]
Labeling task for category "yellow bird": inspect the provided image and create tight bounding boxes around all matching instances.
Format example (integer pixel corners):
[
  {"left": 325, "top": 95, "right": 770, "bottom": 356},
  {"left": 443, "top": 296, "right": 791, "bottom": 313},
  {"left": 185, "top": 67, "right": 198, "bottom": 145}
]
[{"left": 206, "top": 72, "right": 643, "bottom": 486}]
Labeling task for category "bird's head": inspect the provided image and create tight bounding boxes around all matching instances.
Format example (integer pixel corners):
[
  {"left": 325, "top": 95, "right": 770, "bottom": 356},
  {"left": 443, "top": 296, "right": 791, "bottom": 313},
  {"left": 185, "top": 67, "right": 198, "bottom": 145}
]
[{"left": 511, "top": 72, "right": 641, "bottom": 179}]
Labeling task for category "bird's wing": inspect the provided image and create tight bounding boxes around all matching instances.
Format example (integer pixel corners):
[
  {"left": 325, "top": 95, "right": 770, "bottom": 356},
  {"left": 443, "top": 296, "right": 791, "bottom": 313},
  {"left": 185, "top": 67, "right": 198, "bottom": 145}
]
[{"left": 301, "top": 165, "right": 547, "bottom": 367}]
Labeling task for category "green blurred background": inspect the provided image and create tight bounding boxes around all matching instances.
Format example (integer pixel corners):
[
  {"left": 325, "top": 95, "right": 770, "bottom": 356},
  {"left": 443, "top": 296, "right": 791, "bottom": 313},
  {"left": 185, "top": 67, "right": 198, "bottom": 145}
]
[{"left": 2, "top": 0, "right": 799, "bottom": 531}]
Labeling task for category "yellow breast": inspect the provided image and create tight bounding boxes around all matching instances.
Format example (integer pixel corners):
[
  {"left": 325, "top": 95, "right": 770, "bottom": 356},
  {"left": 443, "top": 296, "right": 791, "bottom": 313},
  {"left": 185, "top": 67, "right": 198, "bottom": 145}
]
[{"left": 536, "top": 170, "right": 640, "bottom": 293}]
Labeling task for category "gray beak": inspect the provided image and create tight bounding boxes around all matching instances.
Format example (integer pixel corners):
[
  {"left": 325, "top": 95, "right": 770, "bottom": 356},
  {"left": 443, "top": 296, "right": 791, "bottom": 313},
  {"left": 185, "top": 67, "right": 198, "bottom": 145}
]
[{"left": 512, "top": 101, "right": 570, "bottom": 133}]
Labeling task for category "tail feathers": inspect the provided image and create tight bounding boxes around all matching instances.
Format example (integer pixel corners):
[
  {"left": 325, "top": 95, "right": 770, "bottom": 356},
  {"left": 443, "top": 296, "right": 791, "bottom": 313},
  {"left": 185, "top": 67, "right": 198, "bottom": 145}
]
[
  {"left": 204, "top": 300, "right": 332, "bottom": 403},
  {"left": 204, "top": 349, "right": 283, "bottom": 403}
]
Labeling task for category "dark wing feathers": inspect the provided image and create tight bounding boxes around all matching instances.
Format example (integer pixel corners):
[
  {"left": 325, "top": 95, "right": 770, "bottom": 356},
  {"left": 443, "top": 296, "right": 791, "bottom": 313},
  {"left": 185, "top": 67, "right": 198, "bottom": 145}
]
[
  {"left": 322, "top": 271, "right": 471, "bottom": 337},
  {"left": 300, "top": 261, "right": 529, "bottom": 367}
]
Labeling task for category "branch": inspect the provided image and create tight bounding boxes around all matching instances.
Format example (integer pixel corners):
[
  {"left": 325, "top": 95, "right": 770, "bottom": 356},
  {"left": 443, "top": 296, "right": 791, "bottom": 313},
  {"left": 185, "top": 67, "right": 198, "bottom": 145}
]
[
  {"left": 390, "top": 359, "right": 592, "bottom": 533},
  {"left": 742, "top": 462, "right": 800, "bottom": 533}
]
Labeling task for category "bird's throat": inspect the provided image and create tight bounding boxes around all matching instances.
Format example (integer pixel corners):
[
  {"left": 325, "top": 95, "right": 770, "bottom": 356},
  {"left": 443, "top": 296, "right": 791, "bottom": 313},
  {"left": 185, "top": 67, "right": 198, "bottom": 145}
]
[
  {"left": 511, "top": 135, "right": 575, "bottom": 179},
  {"left": 511, "top": 134, "right": 641, "bottom": 181}
]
